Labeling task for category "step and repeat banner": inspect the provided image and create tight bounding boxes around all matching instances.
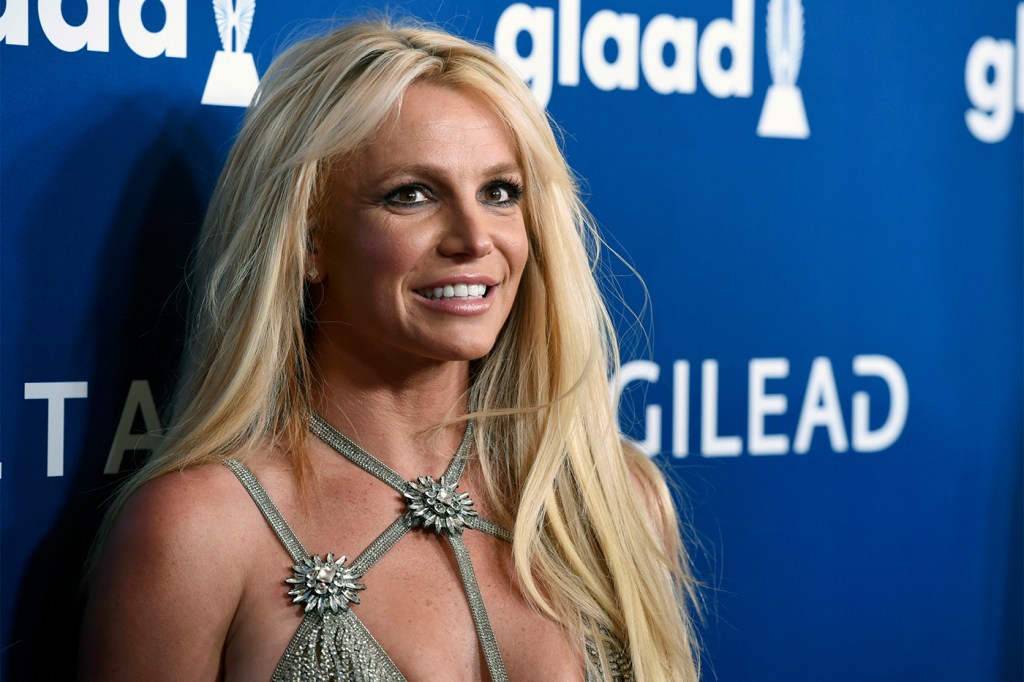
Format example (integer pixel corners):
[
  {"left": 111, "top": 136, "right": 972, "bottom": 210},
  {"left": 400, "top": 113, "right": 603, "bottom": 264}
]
[{"left": 3, "top": 1, "right": 1021, "bottom": 679}]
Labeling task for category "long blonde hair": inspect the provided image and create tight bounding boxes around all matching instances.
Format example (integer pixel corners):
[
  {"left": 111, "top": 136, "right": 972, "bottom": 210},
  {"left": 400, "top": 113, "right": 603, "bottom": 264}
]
[{"left": 102, "top": 19, "right": 699, "bottom": 681}]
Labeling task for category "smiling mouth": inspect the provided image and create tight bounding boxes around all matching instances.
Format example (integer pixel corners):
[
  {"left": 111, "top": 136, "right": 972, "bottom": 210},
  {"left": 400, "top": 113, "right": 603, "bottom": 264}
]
[{"left": 414, "top": 283, "right": 489, "bottom": 300}]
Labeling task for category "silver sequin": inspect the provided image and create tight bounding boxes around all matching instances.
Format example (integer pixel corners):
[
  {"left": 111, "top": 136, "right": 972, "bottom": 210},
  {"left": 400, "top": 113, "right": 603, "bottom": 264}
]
[
  {"left": 403, "top": 474, "right": 477, "bottom": 534},
  {"left": 286, "top": 554, "right": 366, "bottom": 614}
]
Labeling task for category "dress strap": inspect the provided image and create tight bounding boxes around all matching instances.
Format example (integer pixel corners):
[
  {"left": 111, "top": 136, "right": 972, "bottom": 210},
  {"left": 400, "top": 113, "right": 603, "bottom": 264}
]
[
  {"left": 447, "top": 533, "right": 509, "bottom": 682},
  {"left": 308, "top": 413, "right": 475, "bottom": 492},
  {"left": 308, "top": 412, "right": 512, "bottom": 682},
  {"left": 224, "top": 459, "right": 309, "bottom": 565},
  {"left": 350, "top": 515, "right": 413, "bottom": 577},
  {"left": 308, "top": 415, "right": 410, "bottom": 493},
  {"left": 464, "top": 515, "right": 514, "bottom": 543}
]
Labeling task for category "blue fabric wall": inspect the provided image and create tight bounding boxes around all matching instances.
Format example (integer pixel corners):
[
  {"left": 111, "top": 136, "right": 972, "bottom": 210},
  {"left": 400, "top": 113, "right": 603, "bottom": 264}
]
[{"left": 3, "top": 1, "right": 1021, "bottom": 679}]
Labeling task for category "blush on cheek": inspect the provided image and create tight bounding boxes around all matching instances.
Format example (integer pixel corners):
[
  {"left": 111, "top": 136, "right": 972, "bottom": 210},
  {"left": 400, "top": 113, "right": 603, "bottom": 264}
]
[
  {"left": 508, "top": 252, "right": 530, "bottom": 298},
  {"left": 505, "top": 227, "right": 530, "bottom": 287},
  {"left": 350, "top": 227, "right": 423, "bottom": 275}
]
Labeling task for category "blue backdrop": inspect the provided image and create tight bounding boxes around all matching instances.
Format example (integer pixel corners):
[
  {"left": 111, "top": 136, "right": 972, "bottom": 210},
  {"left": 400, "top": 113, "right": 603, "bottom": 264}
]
[{"left": 3, "top": 1, "right": 1021, "bottom": 679}]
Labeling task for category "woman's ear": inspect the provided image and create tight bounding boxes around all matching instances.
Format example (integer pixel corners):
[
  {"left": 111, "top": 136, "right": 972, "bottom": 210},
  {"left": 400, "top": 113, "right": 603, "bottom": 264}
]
[{"left": 305, "top": 235, "right": 324, "bottom": 284}]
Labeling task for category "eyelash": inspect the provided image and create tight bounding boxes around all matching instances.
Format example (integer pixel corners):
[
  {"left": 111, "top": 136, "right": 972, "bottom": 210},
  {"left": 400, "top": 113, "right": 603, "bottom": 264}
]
[
  {"left": 484, "top": 177, "right": 524, "bottom": 207},
  {"left": 378, "top": 177, "right": 524, "bottom": 208},
  {"left": 379, "top": 184, "right": 433, "bottom": 207}
]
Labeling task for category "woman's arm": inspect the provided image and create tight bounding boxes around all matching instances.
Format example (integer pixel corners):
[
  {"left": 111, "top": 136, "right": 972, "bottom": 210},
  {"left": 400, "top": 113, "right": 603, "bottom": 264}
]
[{"left": 79, "top": 466, "right": 246, "bottom": 681}]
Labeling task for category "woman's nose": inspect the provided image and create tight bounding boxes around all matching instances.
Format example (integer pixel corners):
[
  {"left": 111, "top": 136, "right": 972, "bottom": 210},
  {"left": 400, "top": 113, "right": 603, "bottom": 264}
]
[{"left": 437, "top": 200, "right": 495, "bottom": 259}]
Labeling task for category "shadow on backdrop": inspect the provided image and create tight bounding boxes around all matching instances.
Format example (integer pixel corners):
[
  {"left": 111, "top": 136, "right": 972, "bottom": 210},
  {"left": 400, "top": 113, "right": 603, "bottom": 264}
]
[{"left": 6, "top": 99, "right": 215, "bottom": 679}]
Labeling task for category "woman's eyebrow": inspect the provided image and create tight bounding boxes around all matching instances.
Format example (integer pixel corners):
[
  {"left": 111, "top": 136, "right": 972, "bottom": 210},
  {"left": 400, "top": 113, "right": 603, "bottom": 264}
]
[
  {"left": 368, "top": 161, "right": 523, "bottom": 183},
  {"left": 481, "top": 162, "right": 523, "bottom": 177}
]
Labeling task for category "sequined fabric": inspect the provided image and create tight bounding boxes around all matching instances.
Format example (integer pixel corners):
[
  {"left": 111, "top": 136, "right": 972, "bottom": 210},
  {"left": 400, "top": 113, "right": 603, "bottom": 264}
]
[
  {"left": 273, "top": 609, "right": 405, "bottom": 681},
  {"left": 585, "top": 632, "right": 635, "bottom": 681}
]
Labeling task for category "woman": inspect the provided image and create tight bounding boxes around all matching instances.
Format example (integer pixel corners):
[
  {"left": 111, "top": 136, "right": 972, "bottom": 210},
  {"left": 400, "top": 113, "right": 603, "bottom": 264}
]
[{"left": 80, "top": 20, "right": 700, "bottom": 682}]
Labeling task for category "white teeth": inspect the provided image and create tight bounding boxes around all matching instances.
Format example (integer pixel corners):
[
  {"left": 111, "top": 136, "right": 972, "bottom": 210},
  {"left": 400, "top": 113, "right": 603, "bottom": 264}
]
[{"left": 415, "top": 284, "right": 489, "bottom": 300}]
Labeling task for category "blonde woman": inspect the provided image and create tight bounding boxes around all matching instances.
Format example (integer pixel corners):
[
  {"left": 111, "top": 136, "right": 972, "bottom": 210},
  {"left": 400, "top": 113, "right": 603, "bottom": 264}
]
[{"left": 80, "top": 20, "right": 700, "bottom": 682}]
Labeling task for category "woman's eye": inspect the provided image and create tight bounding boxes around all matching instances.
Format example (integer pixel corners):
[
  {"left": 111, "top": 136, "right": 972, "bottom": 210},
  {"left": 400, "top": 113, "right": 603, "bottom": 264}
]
[
  {"left": 486, "top": 187, "right": 510, "bottom": 202},
  {"left": 384, "top": 186, "right": 430, "bottom": 206},
  {"left": 482, "top": 181, "right": 523, "bottom": 206}
]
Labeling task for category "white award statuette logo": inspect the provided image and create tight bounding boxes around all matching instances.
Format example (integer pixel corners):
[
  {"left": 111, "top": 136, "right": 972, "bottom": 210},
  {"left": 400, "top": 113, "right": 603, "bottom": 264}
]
[
  {"left": 201, "top": 0, "right": 259, "bottom": 107},
  {"left": 757, "top": 0, "right": 810, "bottom": 139}
]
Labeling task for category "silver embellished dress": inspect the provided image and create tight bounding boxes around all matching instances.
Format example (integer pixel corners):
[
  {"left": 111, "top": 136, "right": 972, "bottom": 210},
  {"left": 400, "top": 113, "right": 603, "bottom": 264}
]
[{"left": 224, "top": 414, "right": 632, "bottom": 681}]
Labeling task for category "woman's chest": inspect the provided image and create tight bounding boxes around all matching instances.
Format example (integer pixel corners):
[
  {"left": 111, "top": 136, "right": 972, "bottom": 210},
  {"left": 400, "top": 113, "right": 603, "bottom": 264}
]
[{"left": 223, "top": 493, "right": 583, "bottom": 681}]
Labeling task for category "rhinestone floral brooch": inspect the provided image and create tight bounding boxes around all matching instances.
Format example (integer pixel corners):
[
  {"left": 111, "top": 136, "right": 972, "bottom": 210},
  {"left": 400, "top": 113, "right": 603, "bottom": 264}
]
[
  {"left": 403, "top": 474, "right": 477, "bottom": 535},
  {"left": 285, "top": 553, "right": 366, "bottom": 614}
]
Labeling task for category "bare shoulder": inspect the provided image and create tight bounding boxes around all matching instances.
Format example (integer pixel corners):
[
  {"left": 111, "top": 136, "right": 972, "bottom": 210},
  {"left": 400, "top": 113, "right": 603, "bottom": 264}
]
[
  {"left": 621, "top": 439, "right": 681, "bottom": 552},
  {"left": 108, "top": 461, "right": 259, "bottom": 566},
  {"left": 79, "top": 462, "right": 258, "bottom": 681},
  {"left": 622, "top": 440, "right": 668, "bottom": 504}
]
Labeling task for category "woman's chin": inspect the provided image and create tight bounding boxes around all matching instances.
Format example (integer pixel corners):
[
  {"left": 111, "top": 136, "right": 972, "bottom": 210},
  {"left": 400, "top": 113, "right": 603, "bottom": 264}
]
[{"left": 425, "top": 340, "right": 499, "bottom": 364}]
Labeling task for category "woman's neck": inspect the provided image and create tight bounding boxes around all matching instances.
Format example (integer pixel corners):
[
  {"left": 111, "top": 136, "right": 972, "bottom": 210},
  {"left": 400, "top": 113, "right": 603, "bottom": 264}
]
[{"left": 310, "top": 343, "right": 473, "bottom": 476}]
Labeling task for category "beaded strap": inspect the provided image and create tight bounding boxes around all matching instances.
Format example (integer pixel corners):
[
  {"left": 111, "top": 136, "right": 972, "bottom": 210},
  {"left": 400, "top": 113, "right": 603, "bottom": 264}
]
[
  {"left": 447, "top": 533, "right": 509, "bottom": 682},
  {"left": 309, "top": 412, "right": 511, "bottom": 682},
  {"left": 224, "top": 458, "right": 309, "bottom": 564},
  {"left": 308, "top": 415, "right": 409, "bottom": 494},
  {"left": 350, "top": 516, "right": 413, "bottom": 576}
]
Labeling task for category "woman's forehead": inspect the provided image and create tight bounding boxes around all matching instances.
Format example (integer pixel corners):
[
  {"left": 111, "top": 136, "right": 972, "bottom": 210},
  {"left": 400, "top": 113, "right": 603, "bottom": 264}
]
[{"left": 342, "top": 83, "right": 522, "bottom": 181}]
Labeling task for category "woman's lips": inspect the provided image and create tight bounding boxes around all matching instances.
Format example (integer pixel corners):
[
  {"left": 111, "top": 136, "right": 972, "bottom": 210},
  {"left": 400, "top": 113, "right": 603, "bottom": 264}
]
[
  {"left": 412, "top": 280, "right": 496, "bottom": 315},
  {"left": 414, "top": 283, "right": 489, "bottom": 300}
]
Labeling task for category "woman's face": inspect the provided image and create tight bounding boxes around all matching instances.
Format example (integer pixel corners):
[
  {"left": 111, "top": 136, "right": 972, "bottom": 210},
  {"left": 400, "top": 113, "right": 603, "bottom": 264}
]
[{"left": 312, "top": 82, "right": 529, "bottom": 369}]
